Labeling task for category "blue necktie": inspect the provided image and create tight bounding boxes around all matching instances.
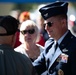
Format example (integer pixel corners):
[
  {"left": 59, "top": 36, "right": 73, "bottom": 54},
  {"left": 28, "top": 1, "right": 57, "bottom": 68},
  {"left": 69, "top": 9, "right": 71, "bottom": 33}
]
[
  {"left": 46, "top": 41, "right": 58, "bottom": 69},
  {"left": 54, "top": 41, "right": 58, "bottom": 52}
]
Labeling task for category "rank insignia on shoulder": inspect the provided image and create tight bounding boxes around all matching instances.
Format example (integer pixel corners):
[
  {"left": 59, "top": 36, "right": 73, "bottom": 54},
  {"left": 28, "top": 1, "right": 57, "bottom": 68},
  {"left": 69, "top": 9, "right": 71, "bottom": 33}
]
[{"left": 62, "top": 48, "right": 68, "bottom": 52}]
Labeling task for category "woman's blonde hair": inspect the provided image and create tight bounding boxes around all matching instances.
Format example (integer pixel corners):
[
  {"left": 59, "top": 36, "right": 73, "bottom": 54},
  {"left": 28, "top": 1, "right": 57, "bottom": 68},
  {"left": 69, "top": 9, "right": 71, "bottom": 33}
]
[{"left": 19, "top": 20, "right": 40, "bottom": 43}]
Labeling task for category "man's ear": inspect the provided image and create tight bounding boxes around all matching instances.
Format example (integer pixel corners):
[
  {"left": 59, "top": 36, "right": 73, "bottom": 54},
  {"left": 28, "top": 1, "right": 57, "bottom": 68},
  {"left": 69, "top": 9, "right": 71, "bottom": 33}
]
[
  {"left": 11, "top": 33, "right": 17, "bottom": 48},
  {"left": 61, "top": 19, "right": 67, "bottom": 27}
]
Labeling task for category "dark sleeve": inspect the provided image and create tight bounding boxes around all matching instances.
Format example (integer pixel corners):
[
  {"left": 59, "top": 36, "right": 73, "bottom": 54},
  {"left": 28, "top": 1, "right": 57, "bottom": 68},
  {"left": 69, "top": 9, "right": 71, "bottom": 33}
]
[
  {"left": 33, "top": 38, "right": 54, "bottom": 75},
  {"left": 33, "top": 51, "right": 46, "bottom": 75},
  {"left": 32, "top": 66, "right": 38, "bottom": 75},
  {"left": 70, "top": 47, "right": 76, "bottom": 75}
]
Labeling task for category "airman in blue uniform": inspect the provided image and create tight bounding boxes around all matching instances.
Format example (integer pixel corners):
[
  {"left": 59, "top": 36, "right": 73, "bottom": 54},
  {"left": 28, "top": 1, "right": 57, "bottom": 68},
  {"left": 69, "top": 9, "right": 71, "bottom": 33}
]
[{"left": 33, "top": 1, "right": 76, "bottom": 75}]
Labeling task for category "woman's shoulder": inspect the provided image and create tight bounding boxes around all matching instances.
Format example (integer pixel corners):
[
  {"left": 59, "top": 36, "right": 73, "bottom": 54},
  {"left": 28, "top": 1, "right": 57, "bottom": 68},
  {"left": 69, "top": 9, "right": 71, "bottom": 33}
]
[
  {"left": 36, "top": 44, "right": 44, "bottom": 53},
  {"left": 14, "top": 44, "right": 25, "bottom": 54},
  {"left": 14, "top": 45, "right": 22, "bottom": 50}
]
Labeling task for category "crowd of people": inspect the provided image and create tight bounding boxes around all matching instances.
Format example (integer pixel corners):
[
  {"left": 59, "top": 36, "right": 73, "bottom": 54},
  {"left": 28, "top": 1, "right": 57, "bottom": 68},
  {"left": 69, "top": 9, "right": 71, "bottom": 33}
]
[{"left": 0, "top": 1, "right": 76, "bottom": 75}]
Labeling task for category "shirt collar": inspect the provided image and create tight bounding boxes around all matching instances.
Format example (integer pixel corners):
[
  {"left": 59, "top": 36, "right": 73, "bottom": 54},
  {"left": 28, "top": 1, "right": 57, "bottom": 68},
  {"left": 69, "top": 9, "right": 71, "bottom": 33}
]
[{"left": 58, "top": 30, "right": 69, "bottom": 45}]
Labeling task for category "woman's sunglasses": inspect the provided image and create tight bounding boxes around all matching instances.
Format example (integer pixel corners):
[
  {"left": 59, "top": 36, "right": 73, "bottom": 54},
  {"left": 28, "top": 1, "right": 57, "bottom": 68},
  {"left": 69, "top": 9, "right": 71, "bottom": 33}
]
[
  {"left": 44, "top": 22, "right": 53, "bottom": 28},
  {"left": 20, "top": 29, "right": 35, "bottom": 35}
]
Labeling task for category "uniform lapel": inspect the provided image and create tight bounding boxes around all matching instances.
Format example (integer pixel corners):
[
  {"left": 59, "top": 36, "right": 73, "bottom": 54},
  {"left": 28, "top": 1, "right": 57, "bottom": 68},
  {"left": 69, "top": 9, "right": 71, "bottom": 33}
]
[
  {"left": 49, "top": 46, "right": 62, "bottom": 68},
  {"left": 49, "top": 30, "right": 74, "bottom": 68},
  {"left": 59, "top": 30, "right": 74, "bottom": 50}
]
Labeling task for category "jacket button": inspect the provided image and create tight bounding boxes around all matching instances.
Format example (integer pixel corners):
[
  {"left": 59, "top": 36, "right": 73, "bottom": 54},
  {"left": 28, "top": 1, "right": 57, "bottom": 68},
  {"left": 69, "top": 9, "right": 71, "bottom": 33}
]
[{"left": 49, "top": 70, "right": 53, "bottom": 74}]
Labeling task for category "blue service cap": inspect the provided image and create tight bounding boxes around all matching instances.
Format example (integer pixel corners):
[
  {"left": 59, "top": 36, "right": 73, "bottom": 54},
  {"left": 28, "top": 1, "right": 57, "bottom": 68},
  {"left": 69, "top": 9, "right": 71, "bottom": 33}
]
[{"left": 39, "top": 1, "right": 68, "bottom": 20}]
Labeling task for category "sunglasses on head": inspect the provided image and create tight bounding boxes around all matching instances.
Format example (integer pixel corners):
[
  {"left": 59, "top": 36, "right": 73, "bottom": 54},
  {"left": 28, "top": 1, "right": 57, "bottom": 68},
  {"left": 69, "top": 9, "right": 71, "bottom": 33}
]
[
  {"left": 44, "top": 22, "right": 53, "bottom": 28},
  {"left": 20, "top": 29, "right": 35, "bottom": 35}
]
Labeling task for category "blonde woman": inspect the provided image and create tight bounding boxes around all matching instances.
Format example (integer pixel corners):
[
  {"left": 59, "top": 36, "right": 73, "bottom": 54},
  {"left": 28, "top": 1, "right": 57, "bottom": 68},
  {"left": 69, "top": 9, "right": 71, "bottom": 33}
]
[{"left": 14, "top": 20, "right": 44, "bottom": 62}]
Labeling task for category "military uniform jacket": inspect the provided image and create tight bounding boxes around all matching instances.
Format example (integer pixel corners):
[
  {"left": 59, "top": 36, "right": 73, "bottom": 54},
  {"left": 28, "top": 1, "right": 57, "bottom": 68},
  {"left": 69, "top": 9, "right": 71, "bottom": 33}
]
[{"left": 33, "top": 30, "right": 76, "bottom": 75}]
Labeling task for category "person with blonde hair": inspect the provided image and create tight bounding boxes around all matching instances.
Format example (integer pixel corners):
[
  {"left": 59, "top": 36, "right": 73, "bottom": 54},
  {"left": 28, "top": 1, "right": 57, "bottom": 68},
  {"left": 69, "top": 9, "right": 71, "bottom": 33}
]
[
  {"left": 14, "top": 20, "right": 44, "bottom": 62},
  {"left": 14, "top": 11, "right": 31, "bottom": 48}
]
